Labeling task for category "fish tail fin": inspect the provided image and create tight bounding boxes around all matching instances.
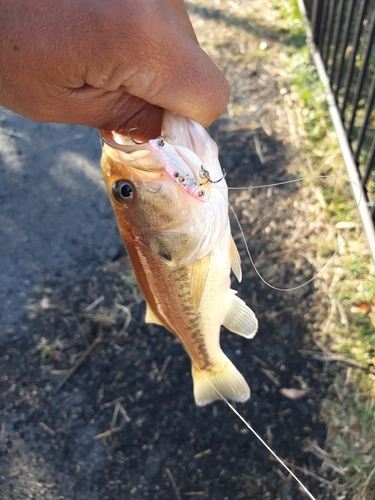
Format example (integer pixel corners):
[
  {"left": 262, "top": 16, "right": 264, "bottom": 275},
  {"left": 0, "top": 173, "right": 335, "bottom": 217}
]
[{"left": 191, "top": 353, "right": 250, "bottom": 406}]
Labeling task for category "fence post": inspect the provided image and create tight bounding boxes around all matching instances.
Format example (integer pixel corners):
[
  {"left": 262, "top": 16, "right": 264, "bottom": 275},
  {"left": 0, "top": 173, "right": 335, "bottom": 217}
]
[{"left": 311, "top": 0, "right": 323, "bottom": 45}]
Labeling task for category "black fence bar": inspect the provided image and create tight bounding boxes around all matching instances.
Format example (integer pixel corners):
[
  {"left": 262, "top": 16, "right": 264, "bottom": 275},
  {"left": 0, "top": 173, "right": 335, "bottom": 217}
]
[
  {"left": 327, "top": 0, "right": 345, "bottom": 80},
  {"left": 362, "top": 135, "right": 375, "bottom": 188},
  {"left": 311, "top": 0, "right": 324, "bottom": 44},
  {"left": 354, "top": 68, "right": 375, "bottom": 164},
  {"left": 317, "top": 0, "right": 329, "bottom": 52},
  {"left": 322, "top": 0, "right": 336, "bottom": 64},
  {"left": 339, "top": 0, "right": 367, "bottom": 115},
  {"left": 332, "top": 0, "right": 355, "bottom": 96},
  {"left": 347, "top": 5, "right": 375, "bottom": 139},
  {"left": 300, "top": 0, "right": 375, "bottom": 260}
]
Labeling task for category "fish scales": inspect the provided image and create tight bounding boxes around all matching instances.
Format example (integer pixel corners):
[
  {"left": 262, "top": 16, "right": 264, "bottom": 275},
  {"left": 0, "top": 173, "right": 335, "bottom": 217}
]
[
  {"left": 100, "top": 111, "right": 259, "bottom": 406},
  {"left": 119, "top": 219, "right": 213, "bottom": 368}
]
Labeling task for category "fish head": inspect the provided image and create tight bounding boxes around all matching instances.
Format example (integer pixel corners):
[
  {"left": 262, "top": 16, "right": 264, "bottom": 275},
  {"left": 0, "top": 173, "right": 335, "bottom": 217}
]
[
  {"left": 101, "top": 133, "right": 181, "bottom": 227},
  {"left": 100, "top": 130, "right": 210, "bottom": 262}
]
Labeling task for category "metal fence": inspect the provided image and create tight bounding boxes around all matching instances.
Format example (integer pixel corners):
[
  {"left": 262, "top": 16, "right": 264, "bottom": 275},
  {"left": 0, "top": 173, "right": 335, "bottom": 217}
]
[{"left": 300, "top": 0, "right": 375, "bottom": 260}]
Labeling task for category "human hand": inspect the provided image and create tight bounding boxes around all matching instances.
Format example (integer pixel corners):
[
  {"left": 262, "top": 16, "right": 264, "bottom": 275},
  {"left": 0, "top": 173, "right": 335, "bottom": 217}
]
[{"left": 0, "top": 0, "right": 229, "bottom": 139}]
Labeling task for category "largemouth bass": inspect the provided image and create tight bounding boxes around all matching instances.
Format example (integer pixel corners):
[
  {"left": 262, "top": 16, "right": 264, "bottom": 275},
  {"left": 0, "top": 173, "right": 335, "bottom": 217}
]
[{"left": 100, "top": 112, "right": 258, "bottom": 406}]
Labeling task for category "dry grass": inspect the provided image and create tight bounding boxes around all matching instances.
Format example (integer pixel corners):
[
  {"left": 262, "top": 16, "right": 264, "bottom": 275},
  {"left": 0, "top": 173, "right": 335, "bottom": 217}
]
[
  {"left": 189, "top": 0, "right": 375, "bottom": 494},
  {"left": 191, "top": 0, "right": 375, "bottom": 496},
  {"left": 268, "top": 1, "right": 375, "bottom": 498}
]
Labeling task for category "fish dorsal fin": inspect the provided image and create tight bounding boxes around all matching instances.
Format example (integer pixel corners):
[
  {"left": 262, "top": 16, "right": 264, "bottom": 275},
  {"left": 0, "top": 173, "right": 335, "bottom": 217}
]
[
  {"left": 223, "top": 289, "right": 258, "bottom": 339},
  {"left": 230, "top": 236, "right": 242, "bottom": 282},
  {"left": 145, "top": 303, "right": 163, "bottom": 326},
  {"left": 190, "top": 254, "right": 210, "bottom": 312}
]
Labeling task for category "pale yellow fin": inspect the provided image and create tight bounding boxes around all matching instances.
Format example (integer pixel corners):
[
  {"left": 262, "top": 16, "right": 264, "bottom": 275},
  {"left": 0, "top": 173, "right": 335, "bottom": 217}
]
[
  {"left": 145, "top": 304, "right": 163, "bottom": 326},
  {"left": 222, "top": 289, "right": 258, "bottom": 339},
  {"left": 190, "top": 254, "right": 210, "bottom": 311},
  {"left": 191, "top": 352, "right": 250, "bottom": 406},
  {"left": 229, "top": 236, "right": 242, "bottom": 282}
]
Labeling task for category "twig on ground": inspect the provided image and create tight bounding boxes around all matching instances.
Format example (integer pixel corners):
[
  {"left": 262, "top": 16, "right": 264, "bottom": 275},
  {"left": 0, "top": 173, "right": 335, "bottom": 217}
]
[
  {"left": 103, "top": 396, "right": 125, "bottom": 408},
  {"left": 156, "top": 355, "right": 172, "bottom": 383},
  {"left": 254, "top": 133, "right": 267, "bottom": 165},
  {"left": 53, "top": 327, "right": 102, "bottom": 394},
  {"left": 108, "top": 303, "right": 133, "bottom": 346},
  {"left": 70, "top": 308, "right": 90, "bottom": 349},
  {"left": 38, "top": 422, "right": 56, "bottom": 437},
  {"left": 260, "top": 367, "right": 280, "bottom": 386},
  {"left": 165, "top": 467, "right": 182, "bottom": 500},
  {"left": 111, "top": 401, "right": 120, "bottom": 431},
  {"left": 194, "top": 449, "right": 212, "bottom": 459},
  {"left": 277, "top": 459, "right": 334, "bottom": 487},
  {"left": 94, "top": 426, "right": 124, "bottom": 441},
  {"left": 360, "top": 466, "right": 375, "bottom": 498},
  {"left": 117, "top": 402, "right": 131, "bottom": 423},
  {"left": 94, "top": 401, "right": 130, "bottom": 441},
  {"left": 84, "top": 296, "right": 104, "bottom": 312},
  {"left": 299, "top": 349, "right": 367, "bottom": 369}
]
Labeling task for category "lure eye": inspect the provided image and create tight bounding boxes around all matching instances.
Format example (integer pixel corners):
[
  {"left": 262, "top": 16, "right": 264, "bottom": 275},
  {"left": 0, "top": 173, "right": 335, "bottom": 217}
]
[{"left": 112, "top": 180, "right": 134, "bottom": 203}]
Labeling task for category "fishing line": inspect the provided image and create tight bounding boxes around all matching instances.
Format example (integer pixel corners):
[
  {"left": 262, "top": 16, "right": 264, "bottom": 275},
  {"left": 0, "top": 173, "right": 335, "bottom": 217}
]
[
  {"left": 222, "top": 175, "right": 362, "bottom": 292},
  {"left": 175, "top": 317, "right": 320, "bottom": 498},
  {"left": 187, "top": 357, "right": 318, "bottom": 500},
  {"left": 103, "top": 136, "right": 325, "bottom": 498},
  {"left": 120, "top": 128, "right": 361, "bottom": 291},
  {"left": 176, "top": 175, "right": 341, "bottom": 499},
  {"left": 180, "top": 162, "right": 355, "bottom": 495}
]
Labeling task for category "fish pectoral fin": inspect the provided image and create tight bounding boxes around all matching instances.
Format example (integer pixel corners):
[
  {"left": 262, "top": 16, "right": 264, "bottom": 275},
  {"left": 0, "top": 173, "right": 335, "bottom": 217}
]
[
  {"left": 222, "top": 289, "right": 258, "bottom": 339},
  {"left": 190, "top": 254, "right": 210, "bottom": 311},
  {"left": 229, "top": 236, "right": 242, "bottom": 282},
  {"left": 145, "top": 304, "right": 163, "bottom": 326},
  {"left": 191, "top": 353, "right": 250, "bottom": 406}
]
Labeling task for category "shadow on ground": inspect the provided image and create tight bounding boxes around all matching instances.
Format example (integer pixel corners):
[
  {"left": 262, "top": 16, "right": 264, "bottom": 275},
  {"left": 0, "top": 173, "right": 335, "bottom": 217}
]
[{"left": 0, "top": 113, "right": 121, "bottom": 329}]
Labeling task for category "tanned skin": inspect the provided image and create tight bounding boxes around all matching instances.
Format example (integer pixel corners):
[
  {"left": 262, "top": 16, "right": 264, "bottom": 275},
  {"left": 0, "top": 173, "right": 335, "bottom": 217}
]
[{"left": 0, "top": 0, "right": 229, "bottom": 140}]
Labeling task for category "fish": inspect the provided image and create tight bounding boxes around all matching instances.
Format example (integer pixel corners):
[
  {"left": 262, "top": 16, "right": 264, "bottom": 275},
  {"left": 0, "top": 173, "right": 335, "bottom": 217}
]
[{"left": 100, "top": 111, "right": 258, "bottom": 406}]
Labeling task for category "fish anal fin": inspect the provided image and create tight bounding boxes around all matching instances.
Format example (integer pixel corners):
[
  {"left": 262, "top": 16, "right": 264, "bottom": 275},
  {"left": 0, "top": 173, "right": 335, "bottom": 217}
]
[
  {"left": 145, "top": 304, "right": 163, "bottom": 326},
  {"left": 230, "top": 236, "right": 242, "bottom": 282},
  {"left": 223, "top": 289, "right": 258, "bottom": 339},
  {"left": 191, "top": 353, "right": 250, "bottom": 406},
  {"left": 190, "top": 254, "right": 210, "bottom": 311}
]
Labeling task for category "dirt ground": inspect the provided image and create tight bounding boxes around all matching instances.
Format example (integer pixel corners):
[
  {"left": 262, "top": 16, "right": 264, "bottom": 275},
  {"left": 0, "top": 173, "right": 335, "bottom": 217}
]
[{"left": 0, "top": 1, "right": 350, "bottom": 499}]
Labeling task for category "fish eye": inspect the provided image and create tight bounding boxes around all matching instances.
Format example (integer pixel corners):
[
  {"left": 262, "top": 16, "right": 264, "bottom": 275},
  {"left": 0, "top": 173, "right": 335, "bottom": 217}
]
[{"left": 112, "top": 180, "right": 134, "bottom": 203}]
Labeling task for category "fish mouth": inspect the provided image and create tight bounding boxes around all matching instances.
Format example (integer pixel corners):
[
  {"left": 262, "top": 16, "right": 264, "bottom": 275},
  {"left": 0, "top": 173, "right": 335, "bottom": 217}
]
[
  {"left": 100, "top": 129, "right": 149, "bottom": 153},
  {"left": 100, "top": 129, "right": 163, "bottom": 174}
]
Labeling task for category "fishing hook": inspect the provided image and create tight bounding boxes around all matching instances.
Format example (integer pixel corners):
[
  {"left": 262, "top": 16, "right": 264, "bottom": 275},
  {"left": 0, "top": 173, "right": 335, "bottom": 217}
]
[
  {"left": 199, "top": 166, "right": 227, "bottom": 185},
  {"left": 128, "top": 127, "right": 149, "bottom": 145},
  {"left": 128, "top": 128, "right": 166, "bottom": 148}
]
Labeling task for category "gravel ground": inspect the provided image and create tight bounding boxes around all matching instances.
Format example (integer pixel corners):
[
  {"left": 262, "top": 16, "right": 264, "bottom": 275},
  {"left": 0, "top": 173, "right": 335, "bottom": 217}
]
[{"left": 0, "top": 2, "right": 346, "bottom": 499}]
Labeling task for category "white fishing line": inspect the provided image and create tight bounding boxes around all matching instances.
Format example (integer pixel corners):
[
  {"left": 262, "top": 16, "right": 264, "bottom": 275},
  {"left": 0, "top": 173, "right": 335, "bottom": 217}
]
[
  {"left": 103, "top": 137, "right": 326, "bottom": 498},
  {"left": 221, "top": 398, "right": 317, "bottom": 500},
  {"left": 190, "top": 359, "right": 318, "bottom": 500},
  {"left": 224, "top": 175, "right": 362, "bottom": 292}
]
